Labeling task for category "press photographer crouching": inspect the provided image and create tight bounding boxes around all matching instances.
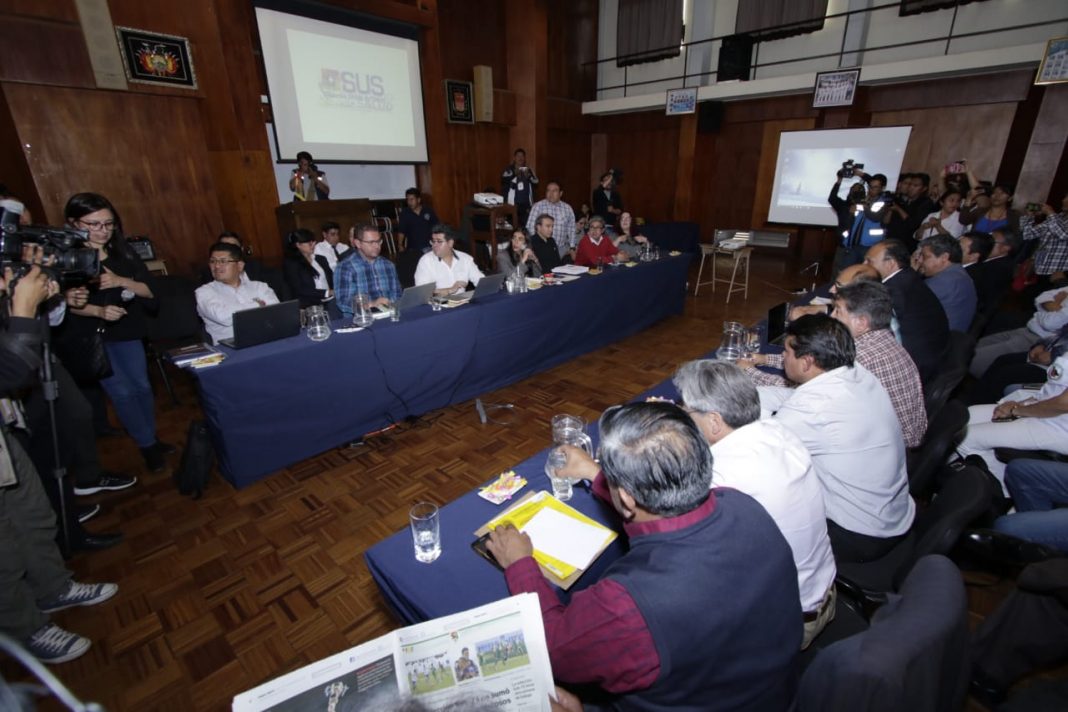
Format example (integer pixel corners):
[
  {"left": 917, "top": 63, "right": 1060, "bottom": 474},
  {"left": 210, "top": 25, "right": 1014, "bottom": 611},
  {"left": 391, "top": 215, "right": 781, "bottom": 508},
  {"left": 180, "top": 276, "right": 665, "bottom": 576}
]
[
  {"left": 830, "top": 162, "right": 891, "bottom": 272},
  {"left": 0, "top": 258, "right": 119, "bottom": 665}
]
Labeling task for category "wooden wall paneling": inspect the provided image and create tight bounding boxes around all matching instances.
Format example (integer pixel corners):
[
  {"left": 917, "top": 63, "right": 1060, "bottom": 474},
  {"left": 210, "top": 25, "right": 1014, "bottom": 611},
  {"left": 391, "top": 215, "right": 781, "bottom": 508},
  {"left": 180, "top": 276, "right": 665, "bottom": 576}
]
[
  {"left": 0, "top": 13, "right": 95, "bottom": 87},
  {"left": 546, "top": 0, "right": 598, "bottom": 102},
  {"left": 603, "top": 123, "right": 679, "bottom": 222},
  {"left": 0, "top": 0, "right": 79, "bottom": 21},
  {"left": 505, "top": 0, "right": 547, "bottom": 169},
  {"left": 1014, "top": 83, "right": 1068, "bottom": 206},
  {"left": 0, "top": 86, "right": 43, "bottom": 220},
  {"left": 692, "top": 121, "right": 765, "bottom": 234},
  {"left": 5, "top": 83, "right": 223, "bottom": 275},
  {"left": 867, "top": 69, "right": 1033, "bottom": 112},
  {"left": 870, "top": 104, "right": 1017, "bottom": 192},
  {"left": 673, "top": 114, "right": 697, "bottom": 221},
  {"left": 436, "top": 0, "right": 508, "bottom": 87},
  {"left": 545, "top": 128, "right": 592, "bottom": 209}
]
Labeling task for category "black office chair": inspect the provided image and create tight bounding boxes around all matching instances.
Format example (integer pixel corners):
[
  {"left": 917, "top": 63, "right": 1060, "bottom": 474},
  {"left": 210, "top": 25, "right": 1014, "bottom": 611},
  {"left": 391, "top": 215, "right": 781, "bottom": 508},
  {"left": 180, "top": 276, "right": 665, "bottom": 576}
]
[
  {"left": 144, "top": 275, "right": 205, "bottom": 406},
  {"left": 835, "top": 462, "right": 994, "bottom": 600},
  {"left": 994, "top": 447, "right": 1068, "bottom": 465},
  {"left": 924, "top": 363, "right": 970, "bottom": 418},
  {"left": 799, "top": 555, "right": 970, "bottom": 712},
  {"left": 945, "top": 329, "right": 976, "bottom": 372},
  {"left": 906, "top": 399, "right": 968, "bottom": 499}
]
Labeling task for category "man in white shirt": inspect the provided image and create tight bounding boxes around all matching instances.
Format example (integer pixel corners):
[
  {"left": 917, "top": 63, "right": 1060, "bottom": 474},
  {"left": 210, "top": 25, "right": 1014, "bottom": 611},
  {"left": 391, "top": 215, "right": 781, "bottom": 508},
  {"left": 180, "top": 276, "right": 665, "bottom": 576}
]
[
  {"left": 970, "top": 285, "right": 1068, "bottom": 377},
  {"left": 312, "top": 221, "right": 349, "bottom": 271},
  {"left": 672, "top": 359, "right": 837, "bottom": 648},
  {"left": 758, "top": 314, "right": 915, "bottom": 564},
  {"left": 414, "top": 225, "right": 485, "bottom": 297},
  {"left": 525, "top": 181, "right": 577, "bottom": 257},
  {"left": 195, "top": 242, "right": 279, "bottom": 343}
]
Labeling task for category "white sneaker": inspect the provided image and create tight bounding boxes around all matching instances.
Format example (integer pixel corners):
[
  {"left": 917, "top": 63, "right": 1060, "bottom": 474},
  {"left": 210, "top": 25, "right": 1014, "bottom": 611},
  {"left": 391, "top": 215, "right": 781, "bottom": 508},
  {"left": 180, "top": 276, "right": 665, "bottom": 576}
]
[
  {"left": 26, "top": 623, "right": 91, "bottom": 664},
  {"left": 38, "top": 581, "right": 118, "bottom": 613}
]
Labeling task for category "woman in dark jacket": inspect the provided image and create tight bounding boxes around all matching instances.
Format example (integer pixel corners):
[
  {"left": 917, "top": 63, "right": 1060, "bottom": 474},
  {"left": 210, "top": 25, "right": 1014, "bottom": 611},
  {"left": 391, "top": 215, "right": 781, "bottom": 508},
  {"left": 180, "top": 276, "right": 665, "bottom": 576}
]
[
  {"left": 63, "top": 192, "right": 173, "bottom": 471},
  {"left": 283, "top": 229, "right": 334, "bottom": 309}
]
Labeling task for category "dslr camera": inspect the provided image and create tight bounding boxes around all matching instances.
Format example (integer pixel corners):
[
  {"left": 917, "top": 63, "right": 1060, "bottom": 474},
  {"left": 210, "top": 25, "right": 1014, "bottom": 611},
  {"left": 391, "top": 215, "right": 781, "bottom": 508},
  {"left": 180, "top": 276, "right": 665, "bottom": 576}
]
[
  {"left": 838, "top": 159, "right": 864, "bottom": 179},
  {"left": 1, "top": 201, "right": 99, "bottom": 288}
]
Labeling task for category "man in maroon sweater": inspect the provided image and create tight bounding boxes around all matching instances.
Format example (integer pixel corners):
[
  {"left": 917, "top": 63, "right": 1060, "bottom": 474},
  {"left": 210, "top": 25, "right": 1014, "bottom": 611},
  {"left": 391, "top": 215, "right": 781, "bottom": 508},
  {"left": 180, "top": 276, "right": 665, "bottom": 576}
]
[{"left": 487, "top": 402, "right": 801, "bottom": 711}]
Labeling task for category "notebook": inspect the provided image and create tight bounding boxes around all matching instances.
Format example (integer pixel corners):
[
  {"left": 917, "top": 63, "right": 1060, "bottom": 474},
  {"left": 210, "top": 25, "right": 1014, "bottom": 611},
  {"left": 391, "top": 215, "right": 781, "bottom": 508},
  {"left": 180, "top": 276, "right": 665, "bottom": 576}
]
[{"left": 218, "top": 300, "right": 301, "bottom": 349}]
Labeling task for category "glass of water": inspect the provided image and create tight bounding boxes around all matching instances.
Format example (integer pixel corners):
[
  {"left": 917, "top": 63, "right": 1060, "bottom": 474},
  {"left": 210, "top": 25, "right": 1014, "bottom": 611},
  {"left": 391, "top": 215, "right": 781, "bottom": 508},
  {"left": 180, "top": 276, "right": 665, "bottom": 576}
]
[
  {"left": 409, "top": 502, "right": 441, "bottom": 563},
  {"left": 545, "top": 447, "right": 572, "bottom": 501},
  {"left": 746, "top": 325, "right": 763, "bottom": 359}
]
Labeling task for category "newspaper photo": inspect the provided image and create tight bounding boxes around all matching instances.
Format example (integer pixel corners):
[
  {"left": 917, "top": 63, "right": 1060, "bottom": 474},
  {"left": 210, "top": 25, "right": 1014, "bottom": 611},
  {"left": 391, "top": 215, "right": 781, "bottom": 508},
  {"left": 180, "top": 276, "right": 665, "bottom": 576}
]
[{"left": 233, "top": 593, "right": 554, "bottom": 712}]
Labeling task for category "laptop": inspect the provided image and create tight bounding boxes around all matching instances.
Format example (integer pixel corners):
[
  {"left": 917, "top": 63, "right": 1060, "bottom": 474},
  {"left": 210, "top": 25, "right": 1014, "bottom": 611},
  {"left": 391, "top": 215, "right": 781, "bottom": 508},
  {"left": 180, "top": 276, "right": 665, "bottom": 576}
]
[
  {"left": 766, "top": 301, "right": 789, "bottom": 346},
  {"left": 372, "top": 282, "right": 437, "bottom": 317},
  {"left": 218, "top": 300, "right": 301, "bottom": 349},
  {"left": 445, "top": 272, "right": 507, "bottom": 304}
]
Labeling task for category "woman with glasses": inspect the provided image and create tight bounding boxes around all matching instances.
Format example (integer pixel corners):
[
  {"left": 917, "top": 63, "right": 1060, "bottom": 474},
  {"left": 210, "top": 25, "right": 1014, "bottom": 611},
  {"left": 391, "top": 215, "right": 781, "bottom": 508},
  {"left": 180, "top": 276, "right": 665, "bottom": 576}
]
[
  {"left": 61, "top": 192, "right": 173, "bottom": 472},
  {"left": 283, "top": 228, "right": 334, "bottom": 310}
]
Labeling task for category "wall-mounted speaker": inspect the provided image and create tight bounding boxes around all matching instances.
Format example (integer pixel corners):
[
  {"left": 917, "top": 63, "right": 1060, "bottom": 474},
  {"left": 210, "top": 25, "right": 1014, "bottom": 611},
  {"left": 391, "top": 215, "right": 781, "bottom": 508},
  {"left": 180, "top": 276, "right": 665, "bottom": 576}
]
[
  {"left": 697, "top": 101, "right": 725, "bottom": 134},
  {"left": 717, "top": 34, "right": 754, "bottom": 82},
  {"left": 473, "top": 65, "right": 493, "bottom": 122}
]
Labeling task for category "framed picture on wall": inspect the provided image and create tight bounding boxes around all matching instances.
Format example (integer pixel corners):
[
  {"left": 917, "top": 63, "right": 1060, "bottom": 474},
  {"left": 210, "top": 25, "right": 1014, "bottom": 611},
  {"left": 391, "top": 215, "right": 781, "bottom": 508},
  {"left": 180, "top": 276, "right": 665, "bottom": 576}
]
[
  {"left": 812, "top": 68, "right": 860, "bottom": 108},
  {"left": 444, "top": 80, "right": 474, "bottom": 124},
  {"left": 665, "top": 87, "right": 698, "bottom": 116},
  {"left": 115, "top": 27, "right": 197, "bottom": 89},
  {"left": 1035, "top": 37, "right": 1068, "bottom": 85}
]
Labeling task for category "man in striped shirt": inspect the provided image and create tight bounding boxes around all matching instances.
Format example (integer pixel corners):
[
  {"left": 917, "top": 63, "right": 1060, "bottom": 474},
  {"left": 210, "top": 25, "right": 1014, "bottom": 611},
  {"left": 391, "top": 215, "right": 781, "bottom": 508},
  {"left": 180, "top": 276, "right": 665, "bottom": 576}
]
[
  {"left": 525, "top": 182, "right": 577, "bottom": 258},
  {"left": 1021, "top": 194, "right": 1068, "bottom": 290}
]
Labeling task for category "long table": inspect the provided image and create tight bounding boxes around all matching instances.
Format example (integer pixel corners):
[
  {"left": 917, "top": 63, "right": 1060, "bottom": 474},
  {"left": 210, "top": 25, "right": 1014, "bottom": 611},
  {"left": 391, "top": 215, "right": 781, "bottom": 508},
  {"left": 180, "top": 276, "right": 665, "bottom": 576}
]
[
  {"left": 364, "top": 374, "right": 682, "bottom": 625},
  {"left": 196, "top": 255, "right": 692, "bottom": 488}
]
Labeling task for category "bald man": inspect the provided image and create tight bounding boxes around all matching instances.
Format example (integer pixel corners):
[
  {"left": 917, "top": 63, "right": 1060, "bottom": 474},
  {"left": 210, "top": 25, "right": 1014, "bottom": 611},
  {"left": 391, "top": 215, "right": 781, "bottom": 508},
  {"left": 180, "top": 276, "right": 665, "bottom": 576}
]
[{"left": 788, "top": 263, "right": 880, "bottom": 321}]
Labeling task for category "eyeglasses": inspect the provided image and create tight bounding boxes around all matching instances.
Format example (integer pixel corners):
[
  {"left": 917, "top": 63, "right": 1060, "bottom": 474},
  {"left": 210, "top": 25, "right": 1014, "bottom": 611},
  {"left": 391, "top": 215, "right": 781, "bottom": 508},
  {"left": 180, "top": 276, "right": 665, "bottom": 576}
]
[
  {"left": 77, "top": 220, "right": 116, "bottom": 232},
  {"left": 361, "top": 239, "right": 383, "bottom": 245},
  {"left": 208, "top": 258, "right": 240, "bottom": 266}
]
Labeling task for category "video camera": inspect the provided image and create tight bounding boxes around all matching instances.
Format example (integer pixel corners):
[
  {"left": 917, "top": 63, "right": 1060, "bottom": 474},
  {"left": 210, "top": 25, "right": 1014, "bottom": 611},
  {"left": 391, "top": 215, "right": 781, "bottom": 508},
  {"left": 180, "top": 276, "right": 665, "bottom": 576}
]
[
  {"left": 838, "top": 159, "right": 864, "bottom": 179},
  {"left": 1, "top": 201, "right": 99, "bottom": 288}
]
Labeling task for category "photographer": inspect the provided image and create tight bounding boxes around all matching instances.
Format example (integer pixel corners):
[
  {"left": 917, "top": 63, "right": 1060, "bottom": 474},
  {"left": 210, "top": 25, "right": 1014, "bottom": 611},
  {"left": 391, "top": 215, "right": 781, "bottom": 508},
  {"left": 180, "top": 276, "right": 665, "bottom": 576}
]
[
  {"left": 0, "top": 262, "right": 119, "bottom": 664},
  {"left": 833, "top": 165, "right": 891, "bottom": 271},
  {"left": 289, "top": 150, "right": 330, "bottom": 201},
  {"left": 500, "top": 148, "right": 538, "bottom": 229}
]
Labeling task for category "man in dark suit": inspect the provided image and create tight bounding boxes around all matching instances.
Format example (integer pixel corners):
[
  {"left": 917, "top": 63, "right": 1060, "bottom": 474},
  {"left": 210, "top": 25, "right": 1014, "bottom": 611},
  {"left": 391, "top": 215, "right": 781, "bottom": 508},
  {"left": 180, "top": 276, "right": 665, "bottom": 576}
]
[
  {"left": 972, "top": 228, "right": 1020, "bottom": 317},
  {"left": 865, "top": 240, "right": 949, "bottom": 383}
]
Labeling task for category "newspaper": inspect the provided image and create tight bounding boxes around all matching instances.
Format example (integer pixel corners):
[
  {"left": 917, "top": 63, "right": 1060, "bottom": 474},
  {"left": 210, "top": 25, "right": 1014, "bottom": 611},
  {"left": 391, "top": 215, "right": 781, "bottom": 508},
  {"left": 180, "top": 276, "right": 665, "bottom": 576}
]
[{"left": 233, "top": 593, "right": 554, "bottom": 712}]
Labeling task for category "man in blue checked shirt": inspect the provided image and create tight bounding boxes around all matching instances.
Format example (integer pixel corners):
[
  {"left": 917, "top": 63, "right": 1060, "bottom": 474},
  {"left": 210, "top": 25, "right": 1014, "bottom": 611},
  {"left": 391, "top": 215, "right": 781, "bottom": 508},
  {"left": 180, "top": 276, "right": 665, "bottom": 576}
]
[{"left": 335, "top": 224, "right": 402, "bottom": 315}]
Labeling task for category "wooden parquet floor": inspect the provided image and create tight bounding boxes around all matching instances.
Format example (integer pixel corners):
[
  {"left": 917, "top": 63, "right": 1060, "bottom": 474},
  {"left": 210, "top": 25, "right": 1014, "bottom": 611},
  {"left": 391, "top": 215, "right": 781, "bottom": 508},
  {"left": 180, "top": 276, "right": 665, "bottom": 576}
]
[{"left": 0, "top": 254, "right": 1028, "bottom": 710}]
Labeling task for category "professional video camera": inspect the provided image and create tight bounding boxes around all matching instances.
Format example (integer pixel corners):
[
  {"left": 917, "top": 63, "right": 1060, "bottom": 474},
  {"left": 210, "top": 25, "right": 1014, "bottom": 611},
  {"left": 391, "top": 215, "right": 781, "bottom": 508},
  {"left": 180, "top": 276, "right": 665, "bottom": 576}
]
[
  {"left": 838, "top": 159, "right": 864, "bottom": 179},
  {"left": 1, "top": 201, "right": 99, "bottom": 287}
]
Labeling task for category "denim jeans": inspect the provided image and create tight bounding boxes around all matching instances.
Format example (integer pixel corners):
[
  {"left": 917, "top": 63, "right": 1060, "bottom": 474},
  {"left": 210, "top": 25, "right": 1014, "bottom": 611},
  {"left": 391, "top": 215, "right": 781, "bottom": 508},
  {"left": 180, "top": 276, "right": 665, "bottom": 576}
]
[
  {"left": 100, "top": 340, "right": 156, "bottom": 448},
  {"left": 992, "top": 459, "right": 1068, "bottom": 553}
]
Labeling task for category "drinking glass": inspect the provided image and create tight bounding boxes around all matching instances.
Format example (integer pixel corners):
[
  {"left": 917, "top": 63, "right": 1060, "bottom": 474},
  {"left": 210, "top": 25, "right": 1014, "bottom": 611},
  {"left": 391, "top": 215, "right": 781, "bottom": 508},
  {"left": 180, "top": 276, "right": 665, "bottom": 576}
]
[
  {"left": 389, "top": 301, "right": 401, "bottom": 322},
  {"left": 745, "top": 325, "right": 764, "bottom": 359},
  {"left": 352, "top": 294, "right": 374, "bottom": 327},
  {"left": 429, "top": 295, "right": 443, "bottom": 311},
  {"left": 409, "top": 502, "right": 441, "bottom": 563},
  {"left": 544, "top": 448, "right": 572, "bottom": 501},
  {"left": 306, "top": 310, "right": 332, "bottom": 342}
]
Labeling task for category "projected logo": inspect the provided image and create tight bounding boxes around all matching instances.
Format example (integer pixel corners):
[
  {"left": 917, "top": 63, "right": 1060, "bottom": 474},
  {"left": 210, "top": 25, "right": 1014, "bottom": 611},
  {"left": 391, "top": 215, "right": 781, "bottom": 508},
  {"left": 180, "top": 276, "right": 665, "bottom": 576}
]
[{"left": 318, "top": 68, "right": 393, "bottom": 111}]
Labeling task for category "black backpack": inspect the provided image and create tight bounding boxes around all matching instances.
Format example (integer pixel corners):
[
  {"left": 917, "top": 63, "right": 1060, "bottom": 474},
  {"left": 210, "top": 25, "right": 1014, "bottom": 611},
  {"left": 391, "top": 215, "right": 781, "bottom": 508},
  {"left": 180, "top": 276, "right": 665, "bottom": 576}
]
[{"left": 173, "top": 420, "right": 215, "bottom": 499}]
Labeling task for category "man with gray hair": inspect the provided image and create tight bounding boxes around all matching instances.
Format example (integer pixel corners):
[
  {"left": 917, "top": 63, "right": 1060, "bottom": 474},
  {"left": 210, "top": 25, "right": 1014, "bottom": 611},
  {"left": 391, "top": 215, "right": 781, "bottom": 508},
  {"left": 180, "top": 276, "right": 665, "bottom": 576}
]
[
  {"left": 917, "top": 233, "right": 977, "bottom": 331},
  {"left": 673, "top": 360, "right": 837, "bottom": 648},
  {"left": 487, "top": 401, "right": 801, "bottom": 710}
]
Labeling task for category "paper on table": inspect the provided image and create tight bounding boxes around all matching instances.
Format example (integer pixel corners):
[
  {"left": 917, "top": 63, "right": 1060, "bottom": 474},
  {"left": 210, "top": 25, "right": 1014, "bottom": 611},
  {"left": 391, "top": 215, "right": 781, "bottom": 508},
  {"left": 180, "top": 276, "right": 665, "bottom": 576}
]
[{"left": 520, "top": 507, "right": 614, "bottom": 571}]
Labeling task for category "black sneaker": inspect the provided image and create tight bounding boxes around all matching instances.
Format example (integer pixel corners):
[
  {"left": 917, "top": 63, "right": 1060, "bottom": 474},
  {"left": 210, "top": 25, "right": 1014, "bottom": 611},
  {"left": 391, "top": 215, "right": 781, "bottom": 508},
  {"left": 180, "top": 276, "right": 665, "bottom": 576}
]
[
  {"left": 77, "top": 504, "right": 101, "bottom": 523},
  {"left": 141, "top": 445, "right": 166, "bottom": 473},
  {"left": 73, "top": 474, "right": 138, "bottom": 496}
]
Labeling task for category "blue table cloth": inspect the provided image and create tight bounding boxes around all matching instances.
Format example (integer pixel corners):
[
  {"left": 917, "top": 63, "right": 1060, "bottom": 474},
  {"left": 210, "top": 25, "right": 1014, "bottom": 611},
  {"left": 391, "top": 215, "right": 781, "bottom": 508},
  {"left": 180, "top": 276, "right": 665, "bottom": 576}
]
[
  {"left": 196, "top": 255, "right": 692, "bottom": 488},
  {"left": 363, "top": 373, "right": 686, "bottom": 625}
]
